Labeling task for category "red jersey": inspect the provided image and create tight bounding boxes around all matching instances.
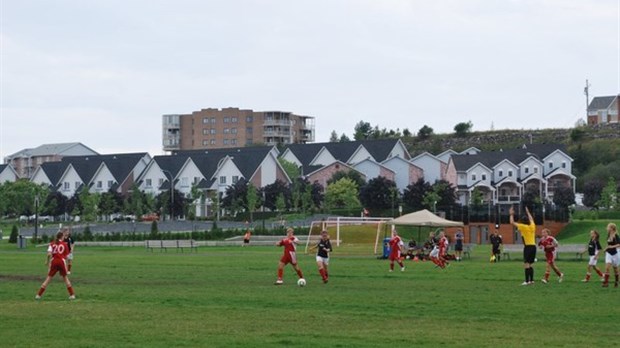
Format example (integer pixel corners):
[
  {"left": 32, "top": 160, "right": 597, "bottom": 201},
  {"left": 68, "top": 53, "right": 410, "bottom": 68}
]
[
  {"left": 47, "top": 240, "right": 70, "bottom": 260},
  {"left": 438, "top": 236, "right": 449, "bottom": 254},
  {"left": 389, "top": 235, "right": 403, "bottom": 251},
  {"left": 278, "top": 236, "right": 299, "bottom": 253},
  {"left": 538, "top": 236, "right": 557, "bottom": 253}
]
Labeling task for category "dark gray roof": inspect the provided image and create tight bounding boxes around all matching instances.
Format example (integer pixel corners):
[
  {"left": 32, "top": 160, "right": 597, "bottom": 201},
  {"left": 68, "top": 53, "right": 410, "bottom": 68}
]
[
  {"left": 0, "top": 164, "right": 7, "bottom": 173},
  {"left": 283, "top": 139, "right": 406, "bottom": 174},
  {"left": 38, "top": 162, "right": 67, "bottom": 186},
  {"left": 7, "top": 142, "right": 98, "bottom": 158},
  {"left": 62, "top": 153, "right": 148, "bottom": 184},
  {"left": 588, "top": 95, "right": 617, "bottom": 112}
]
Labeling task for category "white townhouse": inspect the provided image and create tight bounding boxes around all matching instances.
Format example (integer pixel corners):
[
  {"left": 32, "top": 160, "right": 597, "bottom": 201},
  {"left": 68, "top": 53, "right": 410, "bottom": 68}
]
[
  {"left": 410, "top": 152, "right": 446, "bottom": 184},
  {"left": 0, "top": 164, "right": 19, "bottom": 183}
]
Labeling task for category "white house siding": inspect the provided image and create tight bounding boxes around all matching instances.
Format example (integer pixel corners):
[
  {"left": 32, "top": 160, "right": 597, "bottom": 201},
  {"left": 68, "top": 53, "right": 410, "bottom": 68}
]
[
  {"left": 213, "top": 159, "right": 244, "bottom": 194},
  {"left": 90, "top": 165, "right": 116, "bottom": 194},
  {"left": 519, "top": 158, "right": 543, "bottom": 179},
  {"left": 382, "top": 157, "right": 413, "bottom": 192},
  {"left": 30, "top": 169, "right": 51, "bottom": 187},
  {"left": 139, "top": 163, "right": 168, "bottom": 196},
  {"left": 176, "top": 159, "right": 204, "bottom": 197},
  {"left": 389, "top": 142, "right": 409, "bottom": 159},
  {"left": 348, "top": 146, "right": 373, "bottom": 165},
  {"left": 493, "top": 161, "right": 519, "bottom": 183},
  {"left": 310, "top": 147, "right": 336, "bottom": 166},
  {"left": 411, "top": 154, "right": 442, "bottom": 184},
  {"left": 59, "top": 167, "right": 83, "bottom": 197},
  {"left": 259, "top": 155, "right": 278, "bottom": 187},
  {"left": 0, "top": 168, "right": 17, "bottom": 183},
  {"left": 543, "top": 151, "right": 573, "bottom": 176},
  {"left": 353, "top": 160, "right": 381, "bottom": 182},
  {"left": 280, "top": 150, "right": 302, "bottom": 167}
]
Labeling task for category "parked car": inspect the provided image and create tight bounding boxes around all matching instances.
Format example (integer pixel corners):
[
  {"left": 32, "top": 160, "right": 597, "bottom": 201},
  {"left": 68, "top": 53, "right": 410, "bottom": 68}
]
[{"left": 140, "top": 213, "right": 159, "bottom": 222}]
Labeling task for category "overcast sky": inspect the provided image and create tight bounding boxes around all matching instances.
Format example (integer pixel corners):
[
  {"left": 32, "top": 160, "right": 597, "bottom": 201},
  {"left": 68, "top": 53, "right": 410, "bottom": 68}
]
[{"left": 1, "top": 0, "right": 619, "bottom": 159}]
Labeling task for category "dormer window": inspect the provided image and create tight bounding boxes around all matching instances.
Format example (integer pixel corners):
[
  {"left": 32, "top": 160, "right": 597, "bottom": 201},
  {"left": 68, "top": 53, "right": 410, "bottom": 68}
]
[
  {"left": 562, "top": 162, "right": 566, "bottom": 168},
  {"left": 524, "top": 167, "right": 529, "bottom": 174},
  {"left": 482, "top": 174, "right": 487, "bottom": 181},
  {"left": 549, "top": 162, "right": 553, "bottom": 169},
  {"left": 508, "top": 170, "right": 513, "bottom": 177},
  {"left": 471, "top": 174, "right": 477, "bottom": 181},
  {"left": 499, "top": 170, "right": 504, "bottom": 177},
  {"left": 534, "top": 167, "right": 539, "bottom": 174}
]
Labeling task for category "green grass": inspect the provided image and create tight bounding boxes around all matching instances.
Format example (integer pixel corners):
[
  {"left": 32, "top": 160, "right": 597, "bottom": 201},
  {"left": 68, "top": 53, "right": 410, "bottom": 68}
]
[
  {"left": 1, "top": 236, "right": 618, "bottom": 347},
  {"left": 556, "top": 220, "right": 620, "bottom": 243}
]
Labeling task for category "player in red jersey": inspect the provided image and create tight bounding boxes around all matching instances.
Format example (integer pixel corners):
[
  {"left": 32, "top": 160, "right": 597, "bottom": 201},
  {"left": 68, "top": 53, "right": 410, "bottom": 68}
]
[
  {"left": 437, "top": 230, "right": 450, "bottom": 268},
  {"left": 35, "top": 231, "right": 75, "bottom": 300},
  {"left": 538, "top": 228, "right": 564, "bottom": 284},
  {"left": 388, "top": 227, "right": 405, "bottom": 272},
  {"left": 274, "top": 228, "right": 304, "bottom": 285}
]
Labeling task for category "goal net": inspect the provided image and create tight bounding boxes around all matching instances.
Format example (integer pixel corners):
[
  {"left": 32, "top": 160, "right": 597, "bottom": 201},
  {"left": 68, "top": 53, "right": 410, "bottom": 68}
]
[{"left": 304, "top": 216, "right": 394, "bottom": 255}]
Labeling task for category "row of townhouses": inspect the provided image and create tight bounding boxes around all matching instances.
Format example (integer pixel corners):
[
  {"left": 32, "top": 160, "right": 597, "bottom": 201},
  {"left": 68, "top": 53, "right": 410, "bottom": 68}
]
[{"left": 1, "top": 140, "right": 574, "bottom": 216}]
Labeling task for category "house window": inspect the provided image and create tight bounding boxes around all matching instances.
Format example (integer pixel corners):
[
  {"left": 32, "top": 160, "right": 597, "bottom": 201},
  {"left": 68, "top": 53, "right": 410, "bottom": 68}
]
[
  {"left": 524, "top": 167, "right": 529, "bottom": 174},
  {"left": 246, "top": 139, "right": 253, "bottom": 145},
  {"left": 220, "top": 176, "right": 226, "bottom": 185},
  {"left": 146, "top": 179, "right": 152, "bottom": 188},
  {"left": 231, "top": 117, "right": 238, "bottom": 123},
  {"left": 471, "top": 174, "right": 476, "bottom": 181},
  {"left": 231, "top": 128, "right": 237, "bottom": 134},
  {"left": 158, "top": 178, "right": 164, "bottom": 187},
  {"left": 75, "top": 182, "right": 81, "bottom": 189},
  {"left": 224, "top": 128, "right": 230, "bottom": 134},
  {"left": 202, "top": 117, "right": 208, "bottom": 124},
  {"left": 482, "top": 174, "right": 487, "bottom": 181},
  {"left": 203, "top": 129, "right": 208, "bottom": 135},
  {"left": 108, "top": 180, "right": 113, "bottom": 188},
  {"left": 499, "top": 170, "right": 503, "bottom": 177},
  {"left": 203, "top": 140, "right": 209, "bottom": 146},
  {"left": 562, "top": 162, "right": 566, "bottom": 168},
  {"left": 534, "top": 167, "right": 539, "bottom": 174},
  {"left": 194, "top": 177, "right": 200, "bottom": 184},
  {"left": 246, "top": 127, "right": 253, "bottom": 134},
  {"left": 209, "top": 117, "right": 216, "bottom": 124},
  {"left": 549, "top": 162, "right": 553, "bottom": 169},
  {"left": 210, "top": 139, "right": 216, "bottom": 145},
  {"left": 231, "top": 139, "right": 237, "bottom": 145},
  {"left": 232, "top": 175, "right": 239, "bottom": 184},
  {"left": 97, "top": 181, "right": 102, "bottom": 188},
  {"left": 181, "top": 177, "right": 189, "bottom": 187},
  {"left": 64, "top": 182, "right": 70, "bottom": 190},
  {"left": 246, "top": 116, "right": 253, "bottom": 122},
  {"left": 508, "top": 170, "right": 513, "bottom": 177},
  {"left": 210, "top": 129, "right": 216, "bottom": 134},
  {"left": 223, "top": 139, "right": 229, "bottom": 145},
  {"left": 224, "top": 117, "right": 230, "bottom": 123}
]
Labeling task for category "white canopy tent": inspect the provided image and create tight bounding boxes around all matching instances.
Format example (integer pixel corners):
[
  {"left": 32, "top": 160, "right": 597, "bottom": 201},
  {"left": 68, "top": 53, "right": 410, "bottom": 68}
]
[{"left": 375, "top": 209, "right": 464, "bottom": 253}]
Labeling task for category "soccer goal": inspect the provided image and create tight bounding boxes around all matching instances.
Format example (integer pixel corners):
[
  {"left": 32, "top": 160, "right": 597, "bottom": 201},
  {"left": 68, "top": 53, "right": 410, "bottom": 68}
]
[{"left": 304, "top": 216, "right": 394, "bottom": 255}]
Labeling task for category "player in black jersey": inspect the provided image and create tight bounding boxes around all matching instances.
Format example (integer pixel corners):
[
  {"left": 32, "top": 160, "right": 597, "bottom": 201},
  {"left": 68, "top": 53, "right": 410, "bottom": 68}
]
[
  {"left": 582, "top": 230, "right": 603, "bottom": 282},
  {"left": 309, "top": 230, "right": 332, "bottom": 283}
]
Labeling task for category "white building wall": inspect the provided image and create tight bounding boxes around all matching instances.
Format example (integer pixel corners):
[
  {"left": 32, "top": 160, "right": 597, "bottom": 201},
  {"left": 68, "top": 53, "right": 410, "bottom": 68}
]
[
  {"left": 349, "top": 147, "right": 373, "bottom": 165},
  {"left": 311, "top": 148, "right": 336, "bottom": 166},
  {"left": 411, "top": 155, "right": 441, "bottom": 183},
  {"left": 260, "top": 155, "right": 278, "bottom": 187},
  {"left": 59, "top": 168, "right": 83, "bottom": 197},
  {"left": 90, "top": 166, "right": 116, "bottom": 194},
  {"left": 0, "top": 168, "right": 17, "bottom": 183},
  {"left": 383, "top": 157, "right": 412, "bottom": 192},
  {"left": 177, "top": 160, "right": 204, "bottom": 197},
  {"left": 353, "top": 161, "right": 381, "bottom": 181}
]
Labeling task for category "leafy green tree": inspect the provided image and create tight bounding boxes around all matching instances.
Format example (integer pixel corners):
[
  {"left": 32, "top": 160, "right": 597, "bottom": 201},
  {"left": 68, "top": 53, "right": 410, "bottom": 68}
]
[
  {"left": 275, "top": 193, "right": 286, "bottom": 212},
  {"left": 454, "top": 121, "right": 473, "bottom": 137},
  {"left": 597, "top": 177, "right": 618, "bottom": 210},
  {"left": 324, "top": 178, "right": 360, "bottom": 210},
  {"left": 423, "top": 191, "right": 441, "bottom": 212},
  {"left": 327, "top": 170, "right": 365, "bottom": 189},
  {"left": 359, "top": 176, "right": 398, "bottom": 210},
  {"left": 403, "top": 178, "right": 432, "bottom": 211},
  {"left": 221, "top": 179, "right": 247, "bottom": 216},
  {"left": 262, "top": 180, "right": 290, "bottom": 211},
  {"left": 582, "top": 180, "right": 603, "bottom": 208},
  {"left": 99, "top": 190, "right": 122, "bottom": 220},
  {"left": 417, "top": 125, "right": 434, "bottom": 140},
  {"left": 432, "top": 180, "right": 458, "bottom": 208},
  {"left": 402, "top": 128, "right": 411, "bottom": 137},
  {"left": 278, "top": 158, "right": 301, "bottom": 182},
  {"left": 246, "top": 184, "right": 259, "bottom": 222},
  {"left": 339, "top": 133, "right": 351, "bottom": 142},
  {"left": 79, "top": 187, "right": 100, "bottom": 222},
  {"left": 353, "top": 120, "right": 373, "bottom": 140},
  {"left": 329, "top": 130, "right": 339, "bottom": 142},
  {"left": 9, "top": 225, "right": 18, "bottom": 244},
  {"left": 553, "top": 186, "right": 576, "bottom": 209},
  {"left": 470, "top": 187, "right": 484, "bottom": 207}
]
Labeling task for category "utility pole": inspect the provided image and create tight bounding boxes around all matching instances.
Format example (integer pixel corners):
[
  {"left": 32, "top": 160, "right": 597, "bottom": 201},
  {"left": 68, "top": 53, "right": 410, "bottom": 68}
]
[{"left": 584, "top": 79, "right": 591, "bottom": 117}]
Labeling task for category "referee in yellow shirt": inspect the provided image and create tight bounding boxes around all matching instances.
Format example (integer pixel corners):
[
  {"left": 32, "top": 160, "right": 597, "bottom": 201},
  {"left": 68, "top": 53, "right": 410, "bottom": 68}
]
[{"left": 510, "top": 206, "right": 536, "bottom": 285}]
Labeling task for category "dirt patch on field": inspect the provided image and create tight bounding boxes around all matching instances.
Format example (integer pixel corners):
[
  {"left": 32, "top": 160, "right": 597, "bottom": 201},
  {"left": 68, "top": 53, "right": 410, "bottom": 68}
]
[{"left": 0, "top": 274, "right": 43, "bottom": 281}]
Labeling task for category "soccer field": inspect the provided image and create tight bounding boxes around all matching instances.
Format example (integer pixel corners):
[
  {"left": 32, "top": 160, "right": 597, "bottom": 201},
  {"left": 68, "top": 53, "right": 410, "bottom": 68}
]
[{"left": 0, "top": 242, "right": 617, "bottom": 348}]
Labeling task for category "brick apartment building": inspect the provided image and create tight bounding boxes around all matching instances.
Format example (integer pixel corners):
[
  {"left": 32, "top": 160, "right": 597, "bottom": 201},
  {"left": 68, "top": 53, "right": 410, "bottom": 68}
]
[
  {"left": 4, "top": 142, "right": 99, "bottom": 179},
  {"left": 163, "top": 107, "right": 315, "bottom": 152}
]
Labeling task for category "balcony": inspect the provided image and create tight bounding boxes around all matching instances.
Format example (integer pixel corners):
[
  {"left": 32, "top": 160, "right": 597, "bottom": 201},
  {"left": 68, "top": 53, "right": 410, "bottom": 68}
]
[
  {"left": 263, "top": 130, "right": 292, "bottom": 137},
  {"left": 497, "top": 195, "right": 520, "bottom": 203},
  {"left": 263, "top": 119, "right": 292, "bottom": 127}
]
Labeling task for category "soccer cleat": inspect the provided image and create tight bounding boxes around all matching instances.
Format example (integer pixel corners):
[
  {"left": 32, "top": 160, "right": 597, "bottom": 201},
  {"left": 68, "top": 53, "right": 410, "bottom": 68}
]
[
  {"left": 274, "top": 280, "right": 283, "bottom": 285},
  {"left": 401, "top": 266, "right": 405, "bottom": 272},
  {"left": 541, "top": 279, "right": 548, "bottom": 284},
  {"left": 615, "top": 283, "right": 619, "bottom": 288},
  {"left": 67, "top": 272, "right": 71, "bottom": 275},
  {"left": 68, "top": 295, "right": 75, "bottom": 300},
  {"left": 601, "top": 277, "right": 605, "bottom": 282},
  {"left": 35, "top": 295, "right": 41, "bottom": 300},
  {"left": 323, "top": 278, "right": 328, "bottom": 284},
  {"left": 581, "top": 278, "right": 589, "bottom": 283},
  {"left": 520, "top": 281, "right": 529, "bottom": 286},
  {"left": 558, "top": 274, "right": 564, "bottom": 283},
  {"left": 602, "top": 282, "right": 609, "bottom": 288}
]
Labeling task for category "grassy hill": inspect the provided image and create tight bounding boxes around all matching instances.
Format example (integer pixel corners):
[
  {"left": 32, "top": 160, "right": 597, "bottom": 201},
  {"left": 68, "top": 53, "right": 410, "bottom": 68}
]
[{"left": 556, "top": 220, "right": 620, "bottom": 244}]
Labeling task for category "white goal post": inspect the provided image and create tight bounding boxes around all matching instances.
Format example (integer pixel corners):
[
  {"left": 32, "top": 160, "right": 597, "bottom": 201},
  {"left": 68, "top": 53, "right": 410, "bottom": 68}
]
[{"left": 304, "top": 216, "right": 394, "bottom": 255}]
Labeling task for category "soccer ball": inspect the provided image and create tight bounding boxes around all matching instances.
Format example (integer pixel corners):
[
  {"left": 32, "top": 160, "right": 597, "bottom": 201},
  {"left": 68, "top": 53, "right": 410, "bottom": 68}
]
[{"left": 297, "top": 278, "right": 306, "bottom": 287}]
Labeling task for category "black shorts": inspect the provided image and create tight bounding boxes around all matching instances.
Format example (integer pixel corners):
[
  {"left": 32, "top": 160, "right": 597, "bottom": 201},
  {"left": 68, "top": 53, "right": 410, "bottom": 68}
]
[
  {"left": 455, "top": 243, "right": 463, "bottom": 251},
  {"left": 523, "top": 245, "right": 536, "bottom": 263},
  {"left": 243, "top": 239, "right": 250, "bottom": 244},
  {"left": 492, "top": 246, "right": 500, "bottom": 255}
]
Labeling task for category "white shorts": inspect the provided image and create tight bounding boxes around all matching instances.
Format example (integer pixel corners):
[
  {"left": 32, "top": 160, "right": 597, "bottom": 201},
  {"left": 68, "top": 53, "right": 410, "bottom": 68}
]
[
  {"left": 316, "top": 256, "right": 329, "bottom": 265},
  {"left": 588, "top": 255, "right": 598, "bottom": 266},
  {"left": 605, "top": 252, "right": 620, "bottom": 267},
  {"left": 67, "top": 253, "right": 74, "bottom": 261},
  {"left": 430, "top": 247, "right": 439, "bottom": 258}
]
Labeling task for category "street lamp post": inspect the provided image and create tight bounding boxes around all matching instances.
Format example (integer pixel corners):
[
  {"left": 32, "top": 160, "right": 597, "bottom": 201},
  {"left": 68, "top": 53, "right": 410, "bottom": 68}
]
[
  {"left": 34, "top": 194, "right": 39, "bottom": 244},
  {"left": 162, "top": 170, "right": 174, "bottom": 221},
  {"left": 262, "top": 190, "right": 266, "bottom": 232}
]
